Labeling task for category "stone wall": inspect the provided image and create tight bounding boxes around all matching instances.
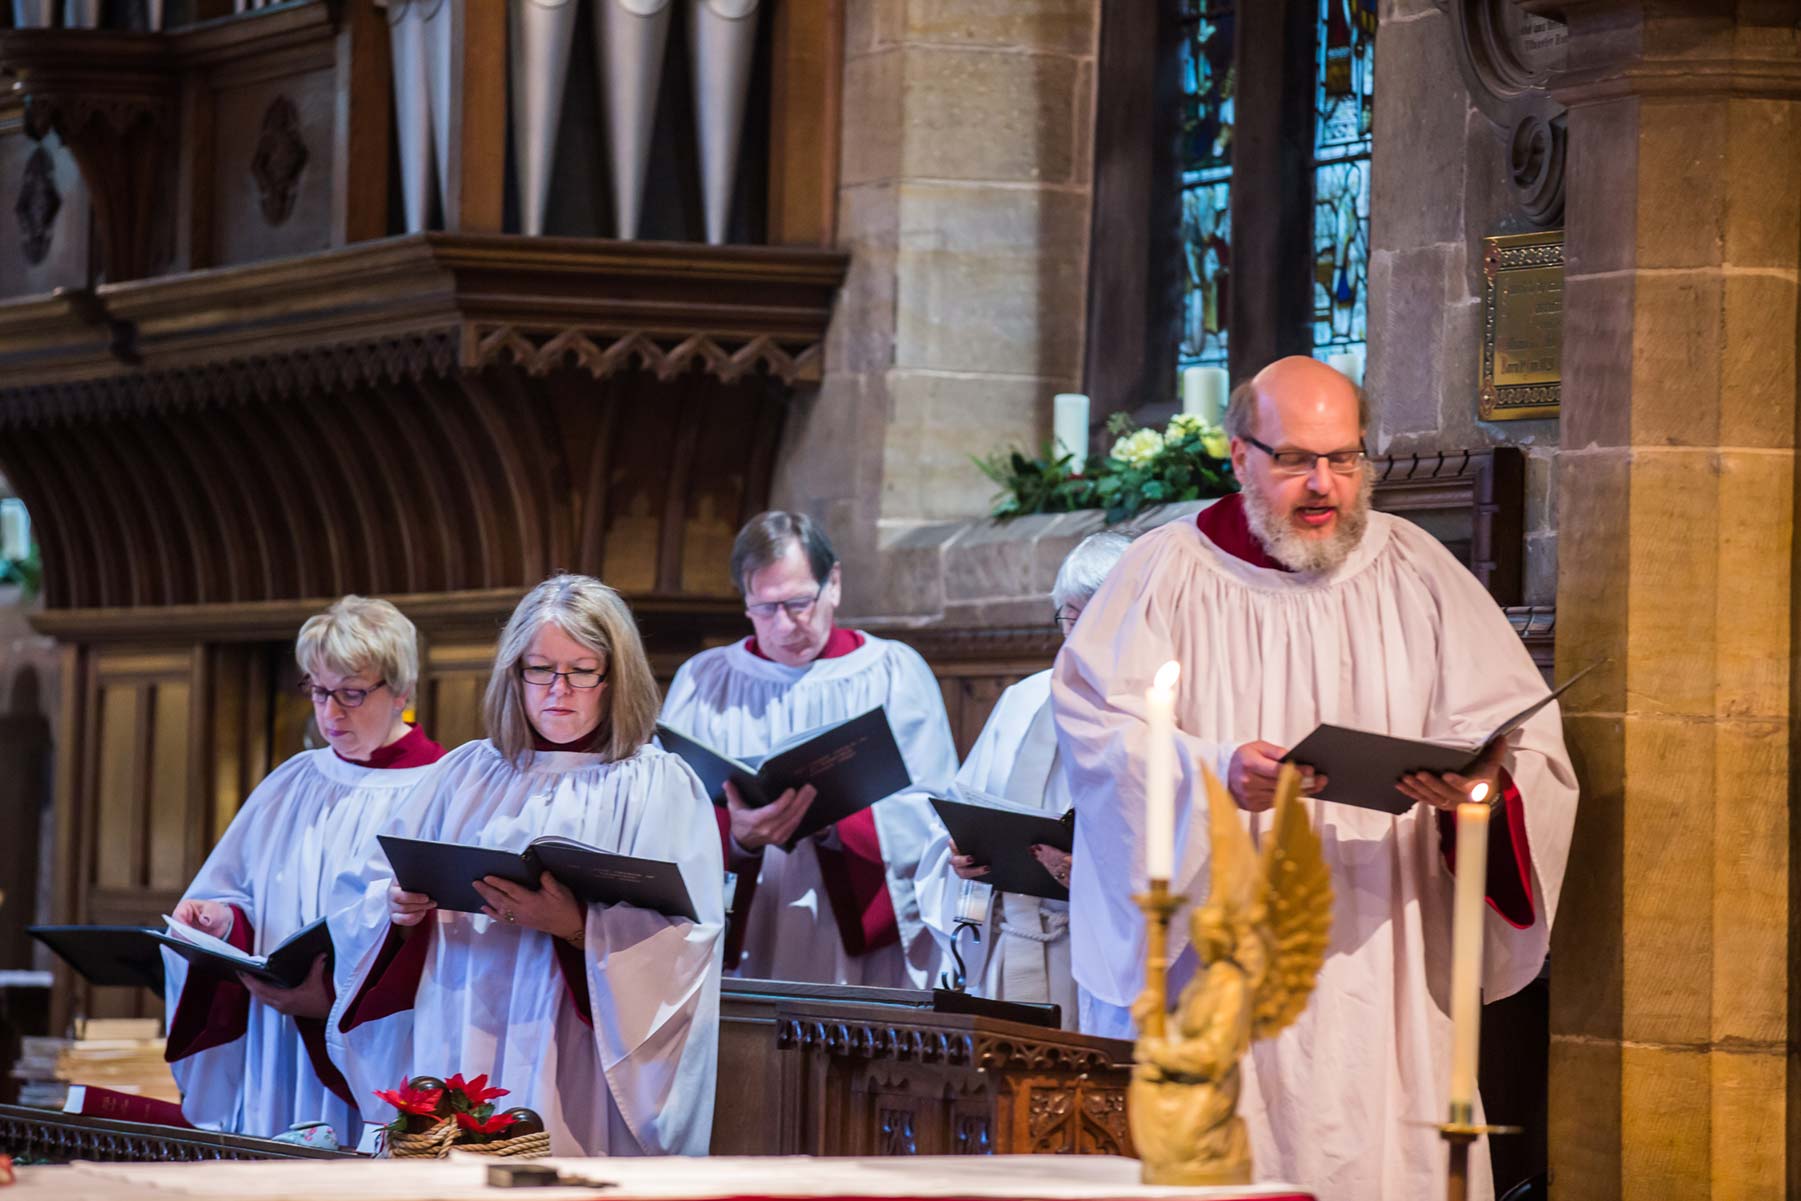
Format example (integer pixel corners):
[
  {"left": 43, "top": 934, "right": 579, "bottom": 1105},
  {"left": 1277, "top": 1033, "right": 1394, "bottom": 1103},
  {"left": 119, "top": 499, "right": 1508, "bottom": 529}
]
[
  {"left": 771, "top": 0, "right": 1101, "bottom": 616},
  {"left": 1368, "top": 1, "right": 1562, "bottom": 604}
]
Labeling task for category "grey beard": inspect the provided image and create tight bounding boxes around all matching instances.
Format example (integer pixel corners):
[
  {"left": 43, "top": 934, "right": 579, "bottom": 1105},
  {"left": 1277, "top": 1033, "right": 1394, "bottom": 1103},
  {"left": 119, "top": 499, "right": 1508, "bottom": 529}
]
[{"left": 1241, "top": 467, "right": 1374, "bottom": 575}]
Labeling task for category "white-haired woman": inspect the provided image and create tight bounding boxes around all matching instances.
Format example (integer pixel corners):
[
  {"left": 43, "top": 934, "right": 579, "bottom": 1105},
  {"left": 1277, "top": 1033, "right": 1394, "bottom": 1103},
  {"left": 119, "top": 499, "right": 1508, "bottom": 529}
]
[
  {"left": 915, "top": 531, "right": 1132, "bottom": 1029},
  {"left": 165, "top": 596, "right": 446, "bottom": 1143},
  {"left": 327, "top": 575, "right": 723, "bottom": 1157}
]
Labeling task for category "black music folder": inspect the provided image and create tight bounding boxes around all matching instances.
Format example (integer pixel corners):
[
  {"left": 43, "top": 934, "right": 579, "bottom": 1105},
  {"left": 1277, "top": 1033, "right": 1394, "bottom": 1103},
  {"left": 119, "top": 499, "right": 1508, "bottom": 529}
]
[
  {"left": 29, "top": 925, "right": 167, "bottom": 995},
  {"left": 656, "top": 707, "right": 913, "bottom": 847},
  {"left": 156, "top": 916, "right": 332, "bottom": 989},
  {"left": 928, "top": 789, "right": 1074, "bottom": 902},
  {"left": 378, "top": 834, "right": 698, "bottom": 923},
  {"left": 32, "top": 917, "right": 331, "bottom": 991},
  {"left": 1282, "top": 663, "right": 1599, "bottom": 814}
]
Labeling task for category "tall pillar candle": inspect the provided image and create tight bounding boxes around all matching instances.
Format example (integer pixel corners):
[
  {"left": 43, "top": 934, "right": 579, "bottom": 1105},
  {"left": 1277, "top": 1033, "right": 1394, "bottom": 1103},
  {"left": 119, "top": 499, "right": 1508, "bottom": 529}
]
[
  {"left": 1182, "top": 366, "right": 1228, "bottom": 426},
  {"left": 1448, "top": 794, "right": 1491, "bottom": 1120},
  {"left": 1053, "top": 392, "right": 1090, "bottom": 473},
  {"left": 1144, "top": 660, "right": 1181, "bottom": 881}
]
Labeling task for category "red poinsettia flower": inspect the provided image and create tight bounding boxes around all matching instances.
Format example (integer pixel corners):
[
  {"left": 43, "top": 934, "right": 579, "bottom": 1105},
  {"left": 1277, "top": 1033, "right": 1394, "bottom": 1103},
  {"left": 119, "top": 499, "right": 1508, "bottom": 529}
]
[
  {"left": 455, "top": 1110, "right": 518, "bottom": 1136},
  {"left": 445, "top": 1073, "right": 510, "bottom": 1106},
  {"left": 373, "top": 1080, "right": 444, "bottom": 1117}
]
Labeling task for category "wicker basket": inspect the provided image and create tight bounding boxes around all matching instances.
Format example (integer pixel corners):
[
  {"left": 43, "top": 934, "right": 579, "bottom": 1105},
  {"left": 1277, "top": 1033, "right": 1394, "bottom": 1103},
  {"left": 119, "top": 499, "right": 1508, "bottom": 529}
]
[
  {"left": 455, "top": 1130, "right": 552, "bottom": 1159},
  {"left": 381, "top": 1120, "right": 459, "bottom": 1159}
]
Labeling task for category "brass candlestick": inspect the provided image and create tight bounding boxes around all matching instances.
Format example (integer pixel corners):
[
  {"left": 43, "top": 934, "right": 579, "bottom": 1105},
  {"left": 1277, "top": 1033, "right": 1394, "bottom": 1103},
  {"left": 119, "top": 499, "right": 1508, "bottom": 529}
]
[
  {"left": 1438, "top": 1109, "right": 1520, "bottom": 1201},
  {"left": 1134, "top": 878, "right": 1183, "bottom": 1039}
]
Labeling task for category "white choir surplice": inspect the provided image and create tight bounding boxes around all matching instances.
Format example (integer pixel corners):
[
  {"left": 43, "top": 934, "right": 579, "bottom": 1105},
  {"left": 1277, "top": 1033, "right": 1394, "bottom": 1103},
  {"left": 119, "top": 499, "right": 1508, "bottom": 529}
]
[
  {"left": 916, "top": 670, "right": 1078, "bottom": 1026},
  {"left": 1052, "top": 510, "right": 1578, "bottom": 1201},
  {"left": 162, "top": 749, "right": 442, "bottom": 1142},
  {"left": 325, "top": 742, "right": 723, "bottom": 1157},
  {"left": 660, "top": 634, "right": 958, "bottom": 987}
]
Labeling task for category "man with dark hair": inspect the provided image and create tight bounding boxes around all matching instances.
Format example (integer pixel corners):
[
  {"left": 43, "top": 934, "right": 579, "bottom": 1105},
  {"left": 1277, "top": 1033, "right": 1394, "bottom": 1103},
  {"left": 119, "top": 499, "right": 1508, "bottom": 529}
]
[{"left": 661, "top": 511, "right": 958, "bottom": 986}]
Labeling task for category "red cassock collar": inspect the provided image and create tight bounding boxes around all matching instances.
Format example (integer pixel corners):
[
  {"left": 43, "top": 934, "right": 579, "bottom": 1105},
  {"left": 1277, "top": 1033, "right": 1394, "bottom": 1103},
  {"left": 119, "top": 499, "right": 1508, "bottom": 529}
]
[
  {"left": 745, "top": 626, "right": 867, "bottom": 662},
  {"left": 336, "top": 724, "right": 445, "bottom": 769},
  {"left": 1195, "top": 492, "right": 1293, "bottom": 572}
]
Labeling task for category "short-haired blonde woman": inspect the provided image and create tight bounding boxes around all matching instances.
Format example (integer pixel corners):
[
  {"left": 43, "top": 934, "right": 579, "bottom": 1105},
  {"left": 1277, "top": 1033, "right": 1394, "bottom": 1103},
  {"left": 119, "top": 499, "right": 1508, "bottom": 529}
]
[
  {"left": 328, "top": 575, "right": 723, "bottom": 1157},
  {"left": 165, "top": 596, "right": 445, "bottom": 1146}
]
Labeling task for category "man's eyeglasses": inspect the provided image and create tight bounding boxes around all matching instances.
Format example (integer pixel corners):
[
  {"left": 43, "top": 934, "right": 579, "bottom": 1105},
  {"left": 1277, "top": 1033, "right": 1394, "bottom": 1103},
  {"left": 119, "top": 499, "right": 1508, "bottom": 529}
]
[
  {"left": 1242, "top": 434, "right": 1367, "bottom": 476},
  {"left": 746, "top": 586, "right": 823, "bottom": 621},
  {"left": 520, "top": 665, "right": 608, "bottom": 690},
  {"left": 1053, "top": 607, "right": 1081, "bottom": 635},
  {"left": 300, "top": 680, "right": 388, "bottom": 708}
]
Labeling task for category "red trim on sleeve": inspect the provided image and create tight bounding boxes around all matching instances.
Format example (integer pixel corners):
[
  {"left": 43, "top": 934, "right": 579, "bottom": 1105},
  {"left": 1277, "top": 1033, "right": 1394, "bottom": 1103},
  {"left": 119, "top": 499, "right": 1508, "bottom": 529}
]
[
  {"left": 1437, "top": 771, "right": 1536, "bottom": 929},
  {"left": 814, "top": 808, "right": 899, "bottom": 956},
  {"left": 164, "top": 905, "right": 255, "bottom": 1063},
  {"left": 338, "top": 925, "right": 430, "bottom": 1032},
  {"left": 551, "top": 936, "right": 594, "bottom": 1029},
  {"left": 294, "top": 1013, "right": 355, "bottom": 1105}
]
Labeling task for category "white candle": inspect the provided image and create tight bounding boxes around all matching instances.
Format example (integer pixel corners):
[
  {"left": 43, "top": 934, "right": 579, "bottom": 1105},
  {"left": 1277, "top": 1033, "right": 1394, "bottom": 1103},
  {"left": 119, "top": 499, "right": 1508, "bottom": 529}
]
[
  {"left": 1182, "top": 366, "right": 1228, "bottom": 426},
  {"left": 1327, "top": 349, "right": 1365, "bottom": 388},
  {"left": 1448, "top": 795, "right": 1491, "bottom": 1116},
  {"left": 1052, "top": 393, "right": 1090, "bottom": 473},
  {"left": 1144, "top": 660, "right": 1181, "bottom": 881}
]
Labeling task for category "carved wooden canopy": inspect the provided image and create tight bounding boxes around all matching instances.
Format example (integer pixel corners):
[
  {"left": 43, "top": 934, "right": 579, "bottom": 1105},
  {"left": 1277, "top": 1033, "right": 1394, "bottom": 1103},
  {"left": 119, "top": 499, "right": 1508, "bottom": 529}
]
[{"left": 0, "top": 234, "right": 848, "bottom": 621}]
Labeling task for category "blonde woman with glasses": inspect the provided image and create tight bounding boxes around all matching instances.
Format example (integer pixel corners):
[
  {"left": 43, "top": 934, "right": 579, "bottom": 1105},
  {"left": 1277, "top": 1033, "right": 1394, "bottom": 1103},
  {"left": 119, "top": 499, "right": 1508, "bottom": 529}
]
[
  {"left": 164, "top": 596, "right": 446, "bottom": 1146},
  {"left": 327, "top": 575, "right": 723, "bottom": 1157}
]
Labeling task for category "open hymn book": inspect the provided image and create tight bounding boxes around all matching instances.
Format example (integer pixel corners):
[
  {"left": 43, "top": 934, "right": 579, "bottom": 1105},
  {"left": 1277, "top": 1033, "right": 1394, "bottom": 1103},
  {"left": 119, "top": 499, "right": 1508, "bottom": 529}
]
[
  {"left": 378, "top": 834, "right": 699, "bottom": 923},
  {"left": 656, "top": 706, "right": 913, "bottom": 848},
  {"left": 928, "top": 786, "right": 1074, "bottom": 902},
  {"left": 30, "top": 916, "right": 331, "bottom": 991},
  {"left": 1281, "top": 661, "right": 1599, "bottom": 814}
]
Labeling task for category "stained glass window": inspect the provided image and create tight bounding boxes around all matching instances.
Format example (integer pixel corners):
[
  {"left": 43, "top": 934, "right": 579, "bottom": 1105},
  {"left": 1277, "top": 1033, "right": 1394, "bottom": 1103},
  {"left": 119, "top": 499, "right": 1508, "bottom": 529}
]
[
  {"left": 1312, "top": 0, "right": 1375, "bottom": 379},
  {"left": 1177, "top": 2, "right": 1235, "bottom": 372}
]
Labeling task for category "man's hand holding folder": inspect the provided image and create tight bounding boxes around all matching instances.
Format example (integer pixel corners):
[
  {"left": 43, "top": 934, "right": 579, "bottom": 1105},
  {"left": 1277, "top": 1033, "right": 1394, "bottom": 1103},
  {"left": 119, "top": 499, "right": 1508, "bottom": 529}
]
[{"left": 724, "top": 781, "right": 818, "bottom": 853}]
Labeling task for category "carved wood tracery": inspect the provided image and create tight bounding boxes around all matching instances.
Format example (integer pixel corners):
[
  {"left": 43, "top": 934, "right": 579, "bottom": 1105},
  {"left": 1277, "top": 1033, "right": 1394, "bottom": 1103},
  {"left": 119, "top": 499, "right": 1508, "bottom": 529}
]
[
  {"left": 0, "top": 29, "right": 178, "bottom": 283},
  {"left": 773, "top": 1002, "right": 1135, "bottom": 1160},
  {"left": 0, "top": 235, "right": 845, "bottom": 616}
]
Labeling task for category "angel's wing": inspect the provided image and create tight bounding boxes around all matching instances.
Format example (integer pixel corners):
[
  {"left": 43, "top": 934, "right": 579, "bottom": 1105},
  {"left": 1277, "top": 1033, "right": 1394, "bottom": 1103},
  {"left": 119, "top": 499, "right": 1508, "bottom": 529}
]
[
  {"left": 1251, "top": 765, "right": 1334, "bottom": 1040},
  {"left": 1201, "top": 763, "right": 1257, "bottom": 915}
]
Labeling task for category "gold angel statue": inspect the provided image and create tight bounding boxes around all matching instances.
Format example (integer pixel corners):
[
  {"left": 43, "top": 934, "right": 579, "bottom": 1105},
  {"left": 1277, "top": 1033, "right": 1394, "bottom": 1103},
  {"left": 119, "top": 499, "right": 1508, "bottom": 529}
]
[{"left": 1129, "top": 763, "right": 1332, "bottom": 1185}]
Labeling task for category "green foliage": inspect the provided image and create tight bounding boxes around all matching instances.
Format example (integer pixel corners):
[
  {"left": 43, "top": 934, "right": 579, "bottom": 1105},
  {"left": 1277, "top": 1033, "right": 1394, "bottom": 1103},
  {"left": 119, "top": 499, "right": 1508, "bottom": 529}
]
[
  {"left": 0, "top": 539, "right": 39, "bottom": 600},
  {"left": 975, "top": 413, "right": 1238, "bottom": 524}
]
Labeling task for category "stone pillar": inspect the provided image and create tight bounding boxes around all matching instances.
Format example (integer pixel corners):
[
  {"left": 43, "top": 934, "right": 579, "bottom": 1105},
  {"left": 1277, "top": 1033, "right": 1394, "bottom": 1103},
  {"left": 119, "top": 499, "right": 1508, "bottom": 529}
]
[
  {"left": 1546, "top": 2, "right": 1801, "bottom": 1196},
  {"left": 772, "top": 0, "right": 1100, "bottom": 618}
]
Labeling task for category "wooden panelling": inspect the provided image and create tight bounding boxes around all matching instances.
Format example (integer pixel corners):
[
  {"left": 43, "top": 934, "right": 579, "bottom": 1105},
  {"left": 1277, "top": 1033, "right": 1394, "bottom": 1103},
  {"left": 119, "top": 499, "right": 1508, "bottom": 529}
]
[
  {"left": 768, "top": 0, "right": 844, "bottom": 246},
  {"left": 147, "top": 679, "right": 195, "bottom": 892},
  {"left": 0, "top": 113, "right": 91, "bottom": 299},
  {"left": 91, "top": 686, "right": 142, "bottom": 892},
  {"left": 420, "top": 639, "right": 497, "bottom": 754},
  {"left": 54, "top": 648, "right": 202, "bottom": 1025},
  {"left": 209, "top": 58, "right": 337, "bottom": 266}
]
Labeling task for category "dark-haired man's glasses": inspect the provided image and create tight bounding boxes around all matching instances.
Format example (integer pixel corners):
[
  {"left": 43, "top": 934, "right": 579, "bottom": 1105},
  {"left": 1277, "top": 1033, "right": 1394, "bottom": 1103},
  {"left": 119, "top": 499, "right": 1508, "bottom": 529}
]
[
  {"left": 746, "top": 587, "right": 823, "bottom": 621},
  {"left": 520, "top": 665, "right": 608, "bottom": 689},
  {"left": 300, "top": 680, "right": 388, "bottom": 708},
  {"left": 1241, "top": 434, "right": 1367, "bottom": 476}
]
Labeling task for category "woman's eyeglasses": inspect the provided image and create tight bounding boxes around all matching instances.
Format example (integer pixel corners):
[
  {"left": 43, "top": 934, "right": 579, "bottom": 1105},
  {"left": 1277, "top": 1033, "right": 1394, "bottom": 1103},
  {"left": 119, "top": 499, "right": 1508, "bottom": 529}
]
[
  {"left": 519, "top": 665, "right": 607, "bottom": 689},
  {"left": 300, "top": 680, "right": 388, "bottom": 708}
]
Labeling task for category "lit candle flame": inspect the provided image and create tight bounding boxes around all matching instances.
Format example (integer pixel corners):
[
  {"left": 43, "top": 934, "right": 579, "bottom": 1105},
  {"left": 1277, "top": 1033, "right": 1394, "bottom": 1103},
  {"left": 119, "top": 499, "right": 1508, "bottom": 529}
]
[
  {"left": 1468, "top": 781, "right": 1491, "bottom": 805},
  {"left": 1153, "top": 660, "right": 1181, "bottom": 692}
]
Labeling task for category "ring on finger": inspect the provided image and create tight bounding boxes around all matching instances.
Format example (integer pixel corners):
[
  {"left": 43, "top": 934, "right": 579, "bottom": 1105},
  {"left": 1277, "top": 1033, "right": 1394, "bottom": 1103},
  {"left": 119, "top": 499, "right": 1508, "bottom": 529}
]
[{"left": 504, "top": 910, "right": 517, "bottom": 924}]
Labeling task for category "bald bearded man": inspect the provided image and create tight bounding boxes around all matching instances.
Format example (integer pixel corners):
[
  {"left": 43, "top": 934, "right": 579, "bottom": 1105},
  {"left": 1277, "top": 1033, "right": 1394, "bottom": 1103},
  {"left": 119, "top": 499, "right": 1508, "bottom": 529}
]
[{"left": 1052, "top": 357, "right": 1578, "bottom": 1201}]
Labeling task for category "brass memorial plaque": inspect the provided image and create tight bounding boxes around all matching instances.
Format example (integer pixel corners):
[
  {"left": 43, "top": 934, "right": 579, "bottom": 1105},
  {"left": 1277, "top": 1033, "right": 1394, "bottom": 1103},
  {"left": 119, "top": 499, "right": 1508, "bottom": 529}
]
[{"left": 1480, "top": 230, "right": 1563, "bottom": 421}]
